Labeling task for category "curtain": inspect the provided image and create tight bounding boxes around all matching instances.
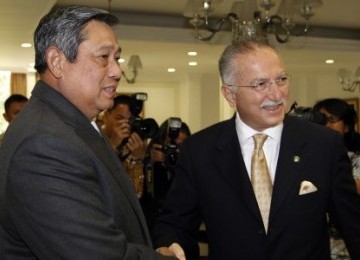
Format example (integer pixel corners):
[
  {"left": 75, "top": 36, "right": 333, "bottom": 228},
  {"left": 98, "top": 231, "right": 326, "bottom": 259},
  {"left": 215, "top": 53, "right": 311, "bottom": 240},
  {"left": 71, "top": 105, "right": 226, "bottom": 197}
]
[{"left": 10, "top": 73, "right": 27, "bottom": 96}]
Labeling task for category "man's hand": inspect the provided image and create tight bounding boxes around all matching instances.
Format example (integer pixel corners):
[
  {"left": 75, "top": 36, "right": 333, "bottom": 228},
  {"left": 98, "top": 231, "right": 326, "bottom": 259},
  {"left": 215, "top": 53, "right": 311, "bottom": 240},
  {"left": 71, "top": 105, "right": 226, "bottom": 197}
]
[
  {"left": 126, "top": 132, "right": 147, "bottom": 159},
  {"left": 156, "top": 243, "right": 186, "bottom": 260},
  {"left": 150, "top": 143, "right": 165, "bottom": 163},
  {"left": 107, "top": 119, "right": 130, "bottom": 150}
]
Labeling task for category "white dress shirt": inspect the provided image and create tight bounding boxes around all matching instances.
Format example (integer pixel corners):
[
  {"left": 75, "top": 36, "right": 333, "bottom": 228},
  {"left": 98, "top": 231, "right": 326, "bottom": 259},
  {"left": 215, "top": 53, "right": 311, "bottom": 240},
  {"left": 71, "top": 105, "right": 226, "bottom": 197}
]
[
  {"left": 235, "top": 112, "right": 283, "bottom": 184},
  {"left": 91, "top": 120, "right": 102, "bottom": 135}
]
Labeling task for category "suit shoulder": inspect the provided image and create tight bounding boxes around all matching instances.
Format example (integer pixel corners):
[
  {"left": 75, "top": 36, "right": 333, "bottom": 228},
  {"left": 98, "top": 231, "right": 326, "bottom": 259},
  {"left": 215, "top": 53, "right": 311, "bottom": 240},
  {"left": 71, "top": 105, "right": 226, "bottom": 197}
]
[
  {"left": 184, "top": 119, "right": 234, "bottom": 146},
  {"left": 284, "top": 115, "right": 341, "bottom": 142}
]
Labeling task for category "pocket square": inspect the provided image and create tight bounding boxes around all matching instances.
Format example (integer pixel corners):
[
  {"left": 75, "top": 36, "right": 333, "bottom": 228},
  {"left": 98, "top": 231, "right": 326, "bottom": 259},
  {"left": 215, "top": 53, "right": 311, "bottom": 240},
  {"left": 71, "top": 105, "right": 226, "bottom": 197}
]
[{"left": 299, "top": 180, "right": 318, "bottom": 195}]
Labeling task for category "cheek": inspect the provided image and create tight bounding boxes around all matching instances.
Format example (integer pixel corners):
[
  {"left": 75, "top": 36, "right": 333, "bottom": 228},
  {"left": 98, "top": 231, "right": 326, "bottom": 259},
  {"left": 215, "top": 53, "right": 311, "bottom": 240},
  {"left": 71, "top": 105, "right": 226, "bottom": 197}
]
[
  {"left": 326, "top": 123, "right": 345, "bottom": 135},
  {"left": 236, "top": 91, "right": 262, "bottom": 109},
  {"left": 175, "top": 134, "right": 187, "bottom": 145},
  {"left": 77, "top": 60, "right": 105, "bottom": 83},
  {"left": 275, "top": 87, "right": 289, "bottom": 103}
]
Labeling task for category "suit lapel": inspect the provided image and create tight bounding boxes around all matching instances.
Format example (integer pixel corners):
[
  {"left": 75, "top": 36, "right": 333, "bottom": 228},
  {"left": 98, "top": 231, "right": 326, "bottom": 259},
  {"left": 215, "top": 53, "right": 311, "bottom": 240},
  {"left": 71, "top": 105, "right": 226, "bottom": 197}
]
[
  {"left": 75, "top": 123, "right": 152, "bottom": 244},
  {"left": 33, "top": 82, "right": 151, "bottom": 244},
  {"left": 269, "top": 117, "right": 307, "bottom": 222},
  {"left": 214, "top": 119, "right": 263, "bottom": 223},
  {"left": 214, "top": 117, "right": 311, "bottom": 228}
]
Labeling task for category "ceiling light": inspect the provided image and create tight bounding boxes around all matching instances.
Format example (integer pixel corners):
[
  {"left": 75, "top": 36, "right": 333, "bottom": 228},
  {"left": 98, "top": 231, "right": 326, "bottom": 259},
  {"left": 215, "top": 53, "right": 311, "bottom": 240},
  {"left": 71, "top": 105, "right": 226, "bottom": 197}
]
[
  {"left": 188, "top": 61, "right": 198, "bottom": 66},
  {"left": 187, "top": 51, "right": 198, "bottom": 56},
  {"left": 183, "top": 0, "right": 323, "bottom": 44},
  {"left": 167, "top": 68, "right": 176, "bottom": 72},
  {"left": 119, "top": 58, "right": 125, "bottom": 63},
  {"left": 21, "top": 43, "right": 32, "bottom": 48},
  {"left": 325, "top": 59, "right": 334, "bottom": 64}
]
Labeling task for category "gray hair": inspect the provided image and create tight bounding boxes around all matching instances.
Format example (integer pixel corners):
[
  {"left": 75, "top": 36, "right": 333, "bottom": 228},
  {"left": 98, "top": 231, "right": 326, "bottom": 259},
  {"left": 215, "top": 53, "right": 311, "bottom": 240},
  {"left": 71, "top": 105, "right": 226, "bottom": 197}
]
[
  {"left": 218, "top": 39, "right": 275, "bottom": 88},
  {"left": 34, "top": 5, "right": 119, "bottom": 73}
]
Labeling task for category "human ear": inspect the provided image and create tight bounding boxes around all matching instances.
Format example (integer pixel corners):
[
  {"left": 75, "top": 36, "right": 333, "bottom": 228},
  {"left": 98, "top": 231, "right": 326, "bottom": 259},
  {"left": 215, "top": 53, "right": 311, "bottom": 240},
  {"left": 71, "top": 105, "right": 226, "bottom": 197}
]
[
  {"left": 45, "top": 46, "right": 64, "bottom": 79},
  {"left": 3, "top": 113, "right": 10, "bottom": 123},
  {"left": 221, "top": 85, "right": 236, "bottom": 108}
]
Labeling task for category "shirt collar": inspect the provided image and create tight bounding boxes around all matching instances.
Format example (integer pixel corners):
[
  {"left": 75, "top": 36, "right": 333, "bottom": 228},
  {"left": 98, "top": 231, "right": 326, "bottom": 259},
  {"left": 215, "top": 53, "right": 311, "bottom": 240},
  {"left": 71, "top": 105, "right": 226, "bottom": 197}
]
[
  {"left": 235, "top": 112, "right": 283, "bottom": 143},
  {"left": 91, "top": 120, "right": 102, "bottom": 134}
]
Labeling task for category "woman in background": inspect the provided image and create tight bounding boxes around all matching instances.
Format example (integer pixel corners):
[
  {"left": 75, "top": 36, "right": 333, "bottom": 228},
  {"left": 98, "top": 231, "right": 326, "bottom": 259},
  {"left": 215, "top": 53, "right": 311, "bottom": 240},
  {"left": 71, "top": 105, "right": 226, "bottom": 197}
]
[{"left": 313, "top": 98, "right": 360, "bottom": 260}]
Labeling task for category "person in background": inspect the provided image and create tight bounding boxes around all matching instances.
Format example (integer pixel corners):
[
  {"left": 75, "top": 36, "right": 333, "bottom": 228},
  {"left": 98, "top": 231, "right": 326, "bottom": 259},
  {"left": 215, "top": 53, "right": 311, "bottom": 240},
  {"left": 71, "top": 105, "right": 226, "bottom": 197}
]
[
  {"left": 153, "top": 39, "right": 360, "bottom": 259},
  {"left": 101, "top": 94, "right": 148, "bottom": 198},
  {"left": 146, "top": 119, "right": 191, "bottom": 202},
  {"left": 313, "top": 97, "right": 360, "bottom": 260},
  {"left": 141, "top": 119, "right": 191, "bottom": 236},
  {"left": 0, "top": 94, "right": 28, "bottom": 145},
  {"left": 0, "top": 5, "right": 180, "bottom": 259}
]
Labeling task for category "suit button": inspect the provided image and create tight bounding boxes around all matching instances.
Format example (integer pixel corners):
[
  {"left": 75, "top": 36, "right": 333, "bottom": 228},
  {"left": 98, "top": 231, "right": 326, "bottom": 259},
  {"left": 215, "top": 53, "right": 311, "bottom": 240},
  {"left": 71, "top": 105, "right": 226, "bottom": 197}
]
[{"left": 258, "top": 230, "right": 264, "bottom": 235}]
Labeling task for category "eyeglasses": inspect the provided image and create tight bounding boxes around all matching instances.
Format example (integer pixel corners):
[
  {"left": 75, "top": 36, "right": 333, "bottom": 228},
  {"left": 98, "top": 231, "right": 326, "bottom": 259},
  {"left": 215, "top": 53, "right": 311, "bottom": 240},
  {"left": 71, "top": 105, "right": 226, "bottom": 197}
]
[
  {"left": 225, "top": 74, "right": 291, "bottom": 93},
  {"left": 321, "top": 113, "right": 341, "bottom": 124}
]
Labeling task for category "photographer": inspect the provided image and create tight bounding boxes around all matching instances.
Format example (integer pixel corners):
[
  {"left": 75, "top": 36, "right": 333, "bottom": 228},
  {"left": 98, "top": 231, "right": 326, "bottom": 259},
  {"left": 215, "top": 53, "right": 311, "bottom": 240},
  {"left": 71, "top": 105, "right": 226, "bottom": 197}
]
[
  {"left": 101, "top": 94, "right": 148, "bottom": 198},
  {"left": 141, "top": 118, "right": 191, "bottom": 237},
  {"left": 146, "top": 118, "right": 191, "bottom": 201}
]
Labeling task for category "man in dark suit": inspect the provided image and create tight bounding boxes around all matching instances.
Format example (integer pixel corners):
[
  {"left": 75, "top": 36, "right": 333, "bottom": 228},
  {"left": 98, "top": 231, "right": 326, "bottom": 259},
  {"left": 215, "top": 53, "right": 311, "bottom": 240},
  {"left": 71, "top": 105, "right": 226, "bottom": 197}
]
[
  {"left": 153, "top": 39, "right": 360, "bottom": 259},
  {"left": 0, "top": 5, "right": 179, "bottom": 260}
]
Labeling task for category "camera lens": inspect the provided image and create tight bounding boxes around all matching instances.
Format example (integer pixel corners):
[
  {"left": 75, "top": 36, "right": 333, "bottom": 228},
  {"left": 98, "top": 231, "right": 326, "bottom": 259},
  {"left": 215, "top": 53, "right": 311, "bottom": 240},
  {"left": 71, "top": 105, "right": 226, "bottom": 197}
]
[{"left": 132, "top": 118, "right": 159, "bottom": 139}]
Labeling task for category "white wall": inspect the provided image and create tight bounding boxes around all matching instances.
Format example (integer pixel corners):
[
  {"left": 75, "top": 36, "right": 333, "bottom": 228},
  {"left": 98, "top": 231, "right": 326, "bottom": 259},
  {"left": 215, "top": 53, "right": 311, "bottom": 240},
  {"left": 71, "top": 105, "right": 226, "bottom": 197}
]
[
  {"left": 117, "top": 82, "right": 179, "bottom": 128},
  {"left": 24, "top": 67, "right": 359, "bottom": 135}
]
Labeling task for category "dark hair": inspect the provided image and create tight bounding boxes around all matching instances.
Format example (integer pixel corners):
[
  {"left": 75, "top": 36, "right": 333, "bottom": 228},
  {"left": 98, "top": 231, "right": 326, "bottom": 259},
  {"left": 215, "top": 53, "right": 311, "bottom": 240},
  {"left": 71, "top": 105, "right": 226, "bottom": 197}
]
[
  {"left": 152, "top": 119, "right": 191, "bottom": 146},
  {"left": 34, "top": 5, "right": 119, "bottom": 73},
  {"left": 159, "top": 120, "right": 191, "bottom": 144},
  {"left": 313, "top": 98, "right": 360, "bottom": 153},
  {"left": 4, "top": 94, "right": 28, "bottom": 113},
  {"left": 108, "top": 94, "right": 132, "bottom": 112}
]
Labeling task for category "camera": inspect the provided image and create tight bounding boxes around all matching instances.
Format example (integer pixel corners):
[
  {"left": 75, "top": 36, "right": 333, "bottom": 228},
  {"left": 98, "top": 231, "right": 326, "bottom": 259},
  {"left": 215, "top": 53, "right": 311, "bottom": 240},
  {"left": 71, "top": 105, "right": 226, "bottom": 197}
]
[
  {"left": 163, "top": 117, "right": 182, "bottom": 172},
  {"left": 287, "top": 101, "right": 326, "bottom": 125},
  {"left": 128, "top": 92, "right": 159, "bottom": 139}
]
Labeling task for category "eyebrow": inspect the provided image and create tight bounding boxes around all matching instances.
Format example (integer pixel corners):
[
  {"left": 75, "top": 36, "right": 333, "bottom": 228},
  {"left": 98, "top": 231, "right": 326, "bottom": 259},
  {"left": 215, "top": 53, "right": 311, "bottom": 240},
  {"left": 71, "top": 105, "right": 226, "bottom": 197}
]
[
  {"left": 97, "top": 45, "right": 122, "bottom": 54},
  {"left": 249, "top": 72, "right": 288, "bottom": 82}
]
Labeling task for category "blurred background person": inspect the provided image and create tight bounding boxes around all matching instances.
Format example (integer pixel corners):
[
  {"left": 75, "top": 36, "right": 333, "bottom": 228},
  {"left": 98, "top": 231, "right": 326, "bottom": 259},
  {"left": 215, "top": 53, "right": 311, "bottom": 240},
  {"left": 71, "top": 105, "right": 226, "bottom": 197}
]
[
  {"left": 0, "top": 94, "right": 28, "bottom": 145},
  {"left": 141, "top": 118, "right": 191, "bottom": 236},
  {"left": 145, "top": 118, "right": 191, "bottom": 203},
  {"left": 101, "top": 94, "right": 148, "bottom": 198},
  {"left": 313, "top": 98, "right": 360, "bottom": 193},
  {"left": 313, "top": 97, "right": 360, "bottom": 260}
]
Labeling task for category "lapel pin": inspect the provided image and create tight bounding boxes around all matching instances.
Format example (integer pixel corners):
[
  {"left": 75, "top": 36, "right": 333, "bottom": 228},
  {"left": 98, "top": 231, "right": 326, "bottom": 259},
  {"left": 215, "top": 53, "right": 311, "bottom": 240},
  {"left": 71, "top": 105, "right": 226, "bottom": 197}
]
[{"left": 293, "top": 156, "right": 300, "bottom": 163}]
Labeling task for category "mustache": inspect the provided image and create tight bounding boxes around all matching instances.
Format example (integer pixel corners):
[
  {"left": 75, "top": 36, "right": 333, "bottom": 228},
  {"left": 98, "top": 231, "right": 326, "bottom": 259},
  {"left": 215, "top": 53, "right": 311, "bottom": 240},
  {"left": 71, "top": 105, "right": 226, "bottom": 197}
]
[{"left": 260, "top": 99, "right": 286, "bottom": 108}]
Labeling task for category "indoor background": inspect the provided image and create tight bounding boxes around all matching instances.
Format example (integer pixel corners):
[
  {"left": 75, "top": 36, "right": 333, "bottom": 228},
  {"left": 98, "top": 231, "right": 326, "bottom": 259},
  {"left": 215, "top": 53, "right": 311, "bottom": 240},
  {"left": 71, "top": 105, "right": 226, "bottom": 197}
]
[{"left": 0, "top": 0, "right": 359, "bottom": 133}]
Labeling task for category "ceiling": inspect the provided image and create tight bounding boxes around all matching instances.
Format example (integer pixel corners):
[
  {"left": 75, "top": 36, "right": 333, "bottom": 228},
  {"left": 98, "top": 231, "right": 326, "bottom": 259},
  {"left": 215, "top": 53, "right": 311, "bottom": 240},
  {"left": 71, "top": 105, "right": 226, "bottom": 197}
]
[{"left": 1, "top": 0, "right": 360, "bottom": 84}]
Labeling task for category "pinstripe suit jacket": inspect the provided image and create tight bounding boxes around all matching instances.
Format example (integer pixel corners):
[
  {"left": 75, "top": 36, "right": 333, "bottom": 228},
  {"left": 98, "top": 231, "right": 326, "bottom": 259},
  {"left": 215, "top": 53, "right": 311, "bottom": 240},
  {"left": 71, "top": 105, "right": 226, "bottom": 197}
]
[{"left": 0, "top": 81, "right": 173, "bottom": 259}]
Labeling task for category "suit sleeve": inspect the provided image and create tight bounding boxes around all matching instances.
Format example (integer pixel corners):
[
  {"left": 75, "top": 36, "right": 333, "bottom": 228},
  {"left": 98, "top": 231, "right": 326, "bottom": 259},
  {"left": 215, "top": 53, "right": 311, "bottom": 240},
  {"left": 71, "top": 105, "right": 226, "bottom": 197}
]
[
  {"left": 328, "top": 133, "right": 360, "bottom": 259},
  {"left": 153, "top": 141, "right": 202, "bottom": 256},
  {"left": 6, "top": 133, "right": 170, "bottom": 260}
]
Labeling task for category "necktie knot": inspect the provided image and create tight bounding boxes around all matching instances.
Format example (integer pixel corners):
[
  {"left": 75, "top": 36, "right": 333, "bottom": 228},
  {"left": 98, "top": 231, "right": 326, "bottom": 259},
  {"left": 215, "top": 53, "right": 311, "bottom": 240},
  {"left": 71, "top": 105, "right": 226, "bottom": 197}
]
[{"left": 253, "top": 133, "right": 268, "bottom": 150}]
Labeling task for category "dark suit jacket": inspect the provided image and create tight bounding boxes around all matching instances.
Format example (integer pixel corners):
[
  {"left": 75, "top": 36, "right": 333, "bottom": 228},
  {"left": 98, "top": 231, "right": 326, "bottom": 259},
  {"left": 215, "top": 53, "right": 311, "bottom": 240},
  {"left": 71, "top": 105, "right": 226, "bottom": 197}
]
[
  {"left": 153, "top": 116, "right": 360, "bottom": 260},
  {"left": 0, "top": 81, "right": 173, "bottom": 259}
]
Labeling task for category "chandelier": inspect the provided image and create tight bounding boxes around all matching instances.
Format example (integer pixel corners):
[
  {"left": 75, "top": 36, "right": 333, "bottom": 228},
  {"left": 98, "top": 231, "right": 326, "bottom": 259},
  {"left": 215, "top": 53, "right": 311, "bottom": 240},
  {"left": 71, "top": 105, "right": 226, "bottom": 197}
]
[
  {"left": 338, "top": 67, "right": 360, "bottom": 92},
  {"left": 183, "top": 0, "right": 324, "bottom": 43}
]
